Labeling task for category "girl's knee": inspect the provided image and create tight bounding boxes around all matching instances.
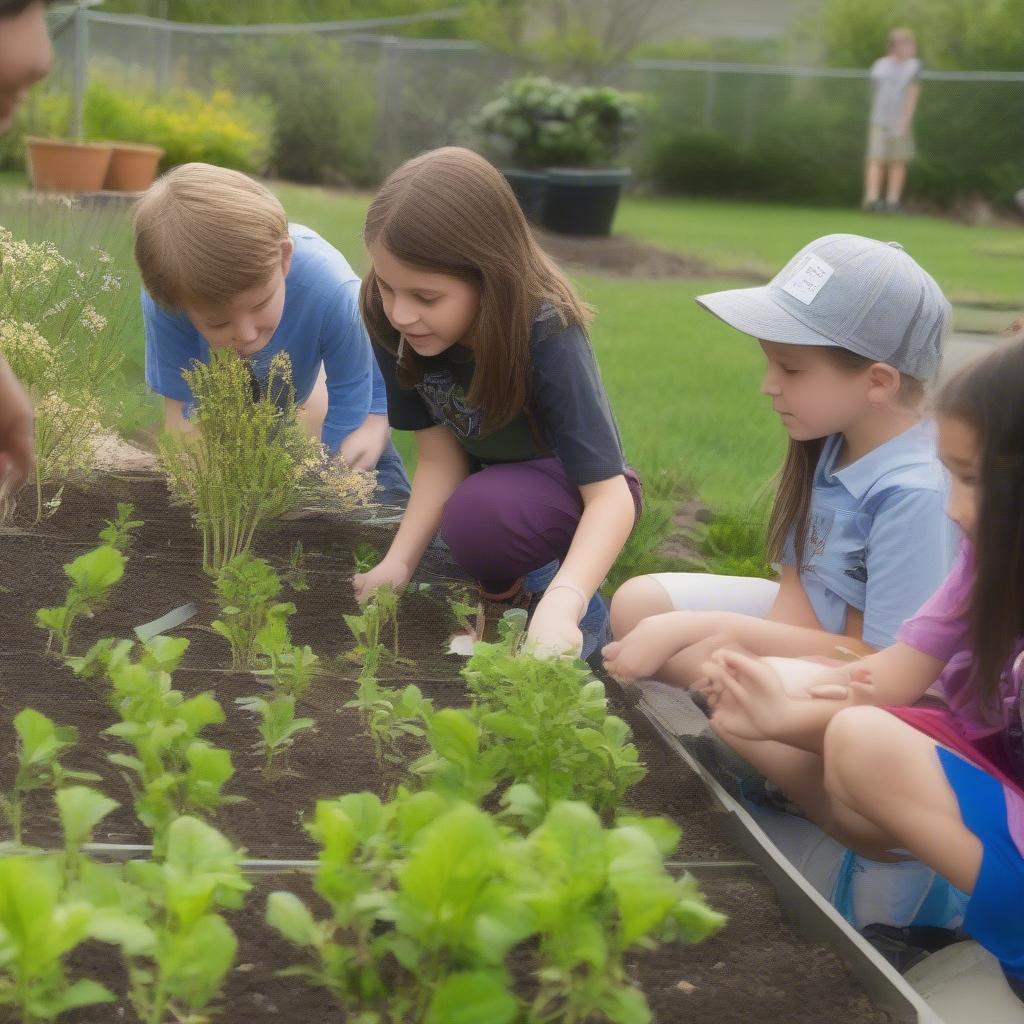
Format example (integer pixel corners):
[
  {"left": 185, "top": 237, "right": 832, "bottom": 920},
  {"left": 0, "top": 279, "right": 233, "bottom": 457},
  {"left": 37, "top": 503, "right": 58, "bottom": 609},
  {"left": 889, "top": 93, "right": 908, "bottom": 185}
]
[
  {"left": 438, "top": 476, "right": 492, "bottom": 563},
  {"left": 609, "top": 575, "right": 673, "bottom": 638},
  {"left": 824, "top": 706, "right": 899, "bottom": 796}
]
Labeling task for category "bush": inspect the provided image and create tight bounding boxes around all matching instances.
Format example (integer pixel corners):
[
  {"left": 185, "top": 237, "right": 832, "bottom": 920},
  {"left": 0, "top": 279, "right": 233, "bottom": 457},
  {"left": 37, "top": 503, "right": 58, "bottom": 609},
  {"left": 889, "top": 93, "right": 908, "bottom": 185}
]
[
  {"left": 472, "top": 75, "right": 642, "bottom": 169},
  {"left": 1, "top": 75, "right": 270, "bottom": 175},
  {"left": 226, "top": 36, "right": 379, "bottom": 186}
]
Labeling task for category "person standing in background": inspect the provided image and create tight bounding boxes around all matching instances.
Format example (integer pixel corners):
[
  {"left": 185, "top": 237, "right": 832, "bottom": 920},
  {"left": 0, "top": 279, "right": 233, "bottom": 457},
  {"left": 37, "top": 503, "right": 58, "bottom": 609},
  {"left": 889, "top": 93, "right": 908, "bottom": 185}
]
[{"left": 863, "top": 28, "right": 921, "bottom": 214}]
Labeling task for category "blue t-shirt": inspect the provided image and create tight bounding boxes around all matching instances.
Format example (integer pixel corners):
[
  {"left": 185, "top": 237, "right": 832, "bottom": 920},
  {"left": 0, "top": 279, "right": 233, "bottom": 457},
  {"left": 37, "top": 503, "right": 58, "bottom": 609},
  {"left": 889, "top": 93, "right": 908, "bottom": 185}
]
[
  {"left": 143, "top": 223, "right": 387, "bottom": 454},
  {"left": 783, "top": 420, "right": 958, "bottom": 649}
]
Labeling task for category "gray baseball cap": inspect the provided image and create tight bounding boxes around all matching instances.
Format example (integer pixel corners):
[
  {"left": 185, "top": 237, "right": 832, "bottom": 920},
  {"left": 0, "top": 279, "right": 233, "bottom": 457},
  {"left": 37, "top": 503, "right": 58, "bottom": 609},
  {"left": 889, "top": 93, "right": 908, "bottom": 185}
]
[{"left": 696, "top": 233, "right": 951, "bottom": 380}]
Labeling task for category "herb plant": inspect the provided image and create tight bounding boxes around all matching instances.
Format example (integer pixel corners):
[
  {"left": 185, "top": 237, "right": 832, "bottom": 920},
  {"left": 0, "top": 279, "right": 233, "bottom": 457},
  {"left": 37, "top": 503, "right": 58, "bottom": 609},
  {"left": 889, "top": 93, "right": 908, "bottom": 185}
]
[
  {"left": 103, "top": 653, "right": 235, "bottom": 856},
  {"left": 211, "top": 552, "right": 296, "bottom": 671},
  {"left": 0, "top": 709, "right": 98, "bottom": 846},
  {"left": 267, "top": 792, "right": 724, "bottom": 1024},
  {"left": 237, "top": 695, "right": 315, "bottom": 780},
  {"left": 98, "top": 502, "right": 144, "bottom": 553},
  {"left": 159, "top": 349, "right": 321, "bottom": 573},
  {"left": 123, "top": 816, "right": 250, "bottom": 1024},
  {"left": 35, "top": 544, "right": 126, "bottom": 658},
  {"left": 284, "top": 541, "right": 309, "bottom": 592}
]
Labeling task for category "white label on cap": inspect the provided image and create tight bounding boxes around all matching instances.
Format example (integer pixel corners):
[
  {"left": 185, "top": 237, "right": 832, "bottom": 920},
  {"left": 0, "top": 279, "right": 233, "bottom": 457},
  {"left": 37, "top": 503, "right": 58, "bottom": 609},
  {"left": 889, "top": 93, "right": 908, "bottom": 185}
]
[{"left": 780, "top": 253, "right": 834, "bottom": 305}]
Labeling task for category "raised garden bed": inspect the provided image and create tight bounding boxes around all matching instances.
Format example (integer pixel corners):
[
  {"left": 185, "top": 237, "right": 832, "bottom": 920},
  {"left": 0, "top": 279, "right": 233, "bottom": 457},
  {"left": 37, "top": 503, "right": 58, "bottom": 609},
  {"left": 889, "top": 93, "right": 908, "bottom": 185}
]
[{"left": 1, "top": 473, "right": 898, "bottom": 1023}]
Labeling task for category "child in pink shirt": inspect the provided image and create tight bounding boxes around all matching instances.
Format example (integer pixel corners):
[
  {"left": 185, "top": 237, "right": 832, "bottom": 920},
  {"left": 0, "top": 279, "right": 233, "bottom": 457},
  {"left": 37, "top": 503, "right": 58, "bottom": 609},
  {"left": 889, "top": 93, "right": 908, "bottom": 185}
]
[{"left": 701, "top": 335, "right": 1024, "bottom": 997}]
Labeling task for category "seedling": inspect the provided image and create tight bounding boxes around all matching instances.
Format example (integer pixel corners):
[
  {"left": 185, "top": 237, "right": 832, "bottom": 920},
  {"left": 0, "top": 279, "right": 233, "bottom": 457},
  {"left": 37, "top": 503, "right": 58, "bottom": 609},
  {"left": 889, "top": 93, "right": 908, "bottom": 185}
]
[
  {"left": 159, "top": 349, "right": 322, "bottom": 573},
  {"left": 55, "top": 785, "right": 119, "bottom": 887},
  {"left": 98, "top": 502, "right": 143, "bottom": 553},
  {"left": 36, "top": 544, "right": 126, "bottom": 658},
  {"left": 343, "top": 584, "right": 403, "bottom": 668},
  {"left": 0, "top": 856, "right": 117, "bottom": 1022},
  {"left": 346, "top": 675, "right": 433, "bottom": 774},
  {"left": 267, "top": 792, "right": 725, "bottom": 1024},
  {"left": 211, "top": 552, "right": 295, "bottom": 671},
  {"left": 1, "top": 708, "right": 99, "bottom": 846},
  {"left": 124, "top": 816, "right": 250, "bottom": 1024},
  {"left": 103, "top": 654, "right": 235, "bottom": 856},
  {"left": 237, "top": 695, "right": 315, "bottom": 779},
  {"left": 449, "top": 586, "right": 481, "bottom": 637},
  {"left": 352, "top": 542, "right": 381, "bottom": 574},
  {"left": 284, "top": 540, "right": 310, "bottom": 592}
]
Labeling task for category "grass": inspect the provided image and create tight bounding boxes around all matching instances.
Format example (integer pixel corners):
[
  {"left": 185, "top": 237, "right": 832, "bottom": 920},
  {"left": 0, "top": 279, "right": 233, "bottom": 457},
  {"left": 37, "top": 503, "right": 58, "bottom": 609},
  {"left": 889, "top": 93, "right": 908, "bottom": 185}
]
[{"left": 4, "top": 174, "right": 1019, "bottom": 576}]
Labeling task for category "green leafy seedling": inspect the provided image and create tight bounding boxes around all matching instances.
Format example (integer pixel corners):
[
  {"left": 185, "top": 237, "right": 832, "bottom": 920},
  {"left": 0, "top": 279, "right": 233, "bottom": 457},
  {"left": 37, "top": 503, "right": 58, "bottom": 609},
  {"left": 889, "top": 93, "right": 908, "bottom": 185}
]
[
  {"left": 284, "top": 541, "right": 310, "bottom": 592},
  {"left": 1, "top": 708, "right": 99, "bottom": 846},
  {"left": 237, "top": 695, "right": 315, "bottom": 779},
  {"left": 98, "top": 502, "right": 144, "bottom": 553},
  {"left": 352, "top": 541, "right": 381, "bottom": 574},
  {"left": 36, "top": 544, "right": 126, "bottom": 658}
]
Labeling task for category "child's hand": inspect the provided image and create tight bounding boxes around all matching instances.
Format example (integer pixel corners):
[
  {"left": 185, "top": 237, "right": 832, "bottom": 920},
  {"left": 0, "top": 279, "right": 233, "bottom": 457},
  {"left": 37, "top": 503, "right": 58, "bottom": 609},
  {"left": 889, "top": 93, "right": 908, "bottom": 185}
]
[
  {"left": 602, "top": 619, "right": 677, "bottom": 683},
  {"left": 804, "top": 663, "right": 874, "bottom": 701},
  {"left": 353, "top": 555, "right": 411, "bottom": 604},
  {"left": 526, "top": 588, "right": 583, "bottom": 660},
  {"left": 701, "top": 649, "right": 792, "bottom": 742},
  {"left": 339, "top": 414, "right": 391, "bottom": 471}
]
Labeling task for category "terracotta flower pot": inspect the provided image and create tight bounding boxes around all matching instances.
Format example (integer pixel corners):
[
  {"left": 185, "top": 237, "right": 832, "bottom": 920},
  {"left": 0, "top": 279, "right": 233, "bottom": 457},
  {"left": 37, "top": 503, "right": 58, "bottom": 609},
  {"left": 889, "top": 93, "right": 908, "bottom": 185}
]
[
  {"left": 103, "top": 142, "right": 164, "bottom": 193},
  {"left": 25, "top": 136, "right": 113, "bottom": 193}
]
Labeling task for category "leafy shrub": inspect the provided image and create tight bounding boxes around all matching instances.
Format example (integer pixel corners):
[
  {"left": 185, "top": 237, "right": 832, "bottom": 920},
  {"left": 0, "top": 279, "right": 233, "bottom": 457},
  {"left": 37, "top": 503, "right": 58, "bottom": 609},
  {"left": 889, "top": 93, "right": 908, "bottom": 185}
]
[
  {"left": 472, "top": 75, "right": 642, "bottom": 169},
  {"left": 4, "top": 75, "right": 270, "bottom": 174},
  {"left": 0, "top": 228, "right": 129, "bottom": 524},
  {"left": 159, "top": 350, "right": 321, "bottom": 574},
  {"left": 229, "top": 35, "right": 379, "bottom": 185},
  {"left": 267, "top": 791, "right": 725, "bottom": 1023}
]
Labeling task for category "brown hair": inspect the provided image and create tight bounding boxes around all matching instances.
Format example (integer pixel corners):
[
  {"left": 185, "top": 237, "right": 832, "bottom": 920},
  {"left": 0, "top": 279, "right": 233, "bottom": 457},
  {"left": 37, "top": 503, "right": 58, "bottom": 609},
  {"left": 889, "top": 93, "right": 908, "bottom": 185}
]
[
  {"left": 767, "top": 348, "right": 926, "bottom": 565},
  {"left": 934, "top": 333, "right": 1024, "bottom": 717},
  {"left": 133, "top": 162, "right": 289, "bottom": 310},
  {"left": 359, "top": 146, "right": 591, "bottom": 432}
]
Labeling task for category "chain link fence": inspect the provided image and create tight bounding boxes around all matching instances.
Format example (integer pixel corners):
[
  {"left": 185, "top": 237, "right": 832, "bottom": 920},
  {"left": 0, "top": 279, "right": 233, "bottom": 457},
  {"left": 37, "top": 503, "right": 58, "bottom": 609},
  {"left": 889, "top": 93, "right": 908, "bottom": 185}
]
[{"left": 13, "top": 8, "right": 1024, "bottom": 205}]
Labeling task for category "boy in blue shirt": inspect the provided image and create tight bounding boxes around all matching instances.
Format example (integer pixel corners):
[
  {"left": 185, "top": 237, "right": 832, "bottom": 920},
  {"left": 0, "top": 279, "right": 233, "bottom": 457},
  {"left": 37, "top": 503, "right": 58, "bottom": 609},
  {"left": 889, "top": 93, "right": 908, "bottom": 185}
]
[{"left": 134, "top": 162, "right": 409, "bottom": 500}]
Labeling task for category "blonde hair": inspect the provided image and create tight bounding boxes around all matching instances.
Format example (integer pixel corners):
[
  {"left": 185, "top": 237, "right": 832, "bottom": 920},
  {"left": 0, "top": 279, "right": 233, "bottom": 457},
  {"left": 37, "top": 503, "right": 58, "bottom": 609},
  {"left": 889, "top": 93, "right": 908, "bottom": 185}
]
[
  {"left": 359, "top": 146, "right": 592, "bottom": 432},
  {"left": 888, "top": 26, "right": 917, "bottom": 51},
  {"left": 133, "top": 162, "right": 289, "bottom": 310}
]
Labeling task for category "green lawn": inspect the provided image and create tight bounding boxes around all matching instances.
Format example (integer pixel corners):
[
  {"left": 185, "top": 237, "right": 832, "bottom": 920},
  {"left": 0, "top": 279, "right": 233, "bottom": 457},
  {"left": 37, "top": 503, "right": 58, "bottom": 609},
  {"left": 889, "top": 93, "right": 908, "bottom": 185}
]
[{"left": 3, "top": 175, "right": 1020, "bottom": 523}]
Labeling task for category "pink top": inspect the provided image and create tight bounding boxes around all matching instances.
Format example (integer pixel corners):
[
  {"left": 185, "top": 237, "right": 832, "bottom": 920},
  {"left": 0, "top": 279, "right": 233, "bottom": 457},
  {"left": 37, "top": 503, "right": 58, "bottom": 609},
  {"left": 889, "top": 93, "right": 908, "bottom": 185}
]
[{"left": 895, "top": 541, "right": 1024, "bottom": 858}]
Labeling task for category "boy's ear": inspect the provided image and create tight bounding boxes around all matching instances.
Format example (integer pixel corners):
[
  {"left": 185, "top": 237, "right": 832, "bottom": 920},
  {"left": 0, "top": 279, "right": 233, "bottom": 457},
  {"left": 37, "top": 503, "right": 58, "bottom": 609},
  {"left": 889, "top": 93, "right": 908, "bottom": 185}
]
[
  {"left": 280, "top": 237, "right": 295, "bottom": 277},
  {"left": 866, "top": 361, "right": 902, "bottom": 402}
]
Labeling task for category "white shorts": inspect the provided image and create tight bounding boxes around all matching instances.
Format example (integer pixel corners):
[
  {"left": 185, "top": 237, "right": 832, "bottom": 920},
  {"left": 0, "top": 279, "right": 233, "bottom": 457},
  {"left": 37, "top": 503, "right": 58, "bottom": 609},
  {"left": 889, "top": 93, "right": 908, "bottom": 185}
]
[{"left": 649, "top": 572, "right": 780, "bottom": 619}]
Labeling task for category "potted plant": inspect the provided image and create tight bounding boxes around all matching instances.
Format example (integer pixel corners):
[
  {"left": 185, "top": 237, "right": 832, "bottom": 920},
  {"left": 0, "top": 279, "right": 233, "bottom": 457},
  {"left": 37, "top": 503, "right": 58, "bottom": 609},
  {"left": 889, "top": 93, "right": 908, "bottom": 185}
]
[
  {"left": 25, "top": 135, "right": 114, "bottom": 193},
  {"left": 472, "top": 76, "right": 642, "bottom": 236}
]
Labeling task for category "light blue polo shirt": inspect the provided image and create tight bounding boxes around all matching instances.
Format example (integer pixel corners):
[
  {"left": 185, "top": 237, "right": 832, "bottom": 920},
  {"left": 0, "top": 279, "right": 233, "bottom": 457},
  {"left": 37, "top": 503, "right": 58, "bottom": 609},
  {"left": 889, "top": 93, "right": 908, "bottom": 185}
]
[
  {"left": 143, "top": 223, "right": 387, "bottom": 454},
  {"left": 784, "top": 420, "right": 958, "bottom": 649}
]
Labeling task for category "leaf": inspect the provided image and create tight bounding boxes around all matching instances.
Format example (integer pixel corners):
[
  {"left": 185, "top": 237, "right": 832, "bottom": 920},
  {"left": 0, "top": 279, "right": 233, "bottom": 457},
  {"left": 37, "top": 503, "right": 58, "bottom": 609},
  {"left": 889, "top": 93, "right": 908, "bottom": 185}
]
[
  {"left": 47, "top": 978, "right": 116, "bottom": 1014},
  {"left": 613, "top": 815, "right": 680, "bottom": 859},
  {"left": 424, "top": 970, "right": 519, "bottom": 1024},
  {"left": 141, "top": 635, "right": 190, "bottom": 672},
  {"left": 162, "top": 912, "right": 238, "bottom": 1011},
  {"left": 266, "top": 891, "right": 322, "bottom": 948},
  {"left": 64, "top": 545, "right": 125, "bottom": 594},
  {"left": 87, "top": 909, "right": 157, "bottom": 957},
  {"left": 427, "top": 709, "right": 480, "bottom": 766},
  {"left": 603, "top": 984, "right": 652, "bottom": 1024},
  {"left": 56, "top": 785, "right": 119, "bottom": 848}
]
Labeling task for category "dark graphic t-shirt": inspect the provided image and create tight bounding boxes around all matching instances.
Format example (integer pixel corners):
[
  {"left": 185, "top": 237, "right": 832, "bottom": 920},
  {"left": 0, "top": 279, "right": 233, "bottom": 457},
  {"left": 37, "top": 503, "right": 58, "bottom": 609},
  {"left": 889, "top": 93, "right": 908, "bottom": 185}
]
[{"left": 373, "top": 308, "right": 627, "bottom": 485}]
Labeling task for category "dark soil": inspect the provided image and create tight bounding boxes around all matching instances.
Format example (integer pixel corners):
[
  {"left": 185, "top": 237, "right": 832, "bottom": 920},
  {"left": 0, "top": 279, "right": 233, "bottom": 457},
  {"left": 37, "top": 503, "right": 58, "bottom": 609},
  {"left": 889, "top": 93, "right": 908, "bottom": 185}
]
[{"left": 1, "top": 474, "right": 892, "bottom": 1023}]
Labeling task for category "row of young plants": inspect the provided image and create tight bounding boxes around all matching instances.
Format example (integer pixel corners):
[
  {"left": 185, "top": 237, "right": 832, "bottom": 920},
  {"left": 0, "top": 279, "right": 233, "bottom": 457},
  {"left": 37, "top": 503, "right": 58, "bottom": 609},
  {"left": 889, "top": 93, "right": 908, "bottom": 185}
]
[{"left": 4, "top": 506, "right": 727, "bottom": 1023}]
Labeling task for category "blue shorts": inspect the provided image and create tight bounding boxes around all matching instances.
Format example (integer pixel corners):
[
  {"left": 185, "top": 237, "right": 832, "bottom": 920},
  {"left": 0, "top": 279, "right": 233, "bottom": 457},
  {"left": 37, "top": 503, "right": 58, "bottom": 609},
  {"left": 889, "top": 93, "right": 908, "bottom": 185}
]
[{"left": 939, "top": 747, "right": 1024, "bottom": 988}]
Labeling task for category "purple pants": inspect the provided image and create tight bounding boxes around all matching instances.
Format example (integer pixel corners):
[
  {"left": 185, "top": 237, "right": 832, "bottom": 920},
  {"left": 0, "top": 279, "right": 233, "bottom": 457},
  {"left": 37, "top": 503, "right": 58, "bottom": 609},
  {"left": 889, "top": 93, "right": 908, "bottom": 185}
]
[{"left": 439, "top": 455, "right": 643, "bottom": 594}]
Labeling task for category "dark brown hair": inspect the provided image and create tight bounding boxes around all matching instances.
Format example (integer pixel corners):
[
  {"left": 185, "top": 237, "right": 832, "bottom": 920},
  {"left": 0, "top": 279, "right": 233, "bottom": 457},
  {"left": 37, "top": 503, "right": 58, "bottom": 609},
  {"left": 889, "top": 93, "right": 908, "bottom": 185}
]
[
  {"left": 767, "top": 347, "right": 925, "bottom": 565},
  {"left": 934, "top": 334, "right": 1024, "bottom": 716},
  {"left": 359, "top": 146, "right": 591, "bottom": 432}
]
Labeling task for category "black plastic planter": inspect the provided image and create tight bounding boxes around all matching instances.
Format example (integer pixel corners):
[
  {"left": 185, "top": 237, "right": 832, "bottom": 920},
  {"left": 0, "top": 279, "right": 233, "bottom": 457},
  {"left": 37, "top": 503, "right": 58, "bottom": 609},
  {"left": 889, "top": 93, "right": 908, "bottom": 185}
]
[
  {"left": 502, "top": 168, "right": 549, "bottom": 224},
  {"left": 541, "top": 167, "right": 631, "bottom": 237}
]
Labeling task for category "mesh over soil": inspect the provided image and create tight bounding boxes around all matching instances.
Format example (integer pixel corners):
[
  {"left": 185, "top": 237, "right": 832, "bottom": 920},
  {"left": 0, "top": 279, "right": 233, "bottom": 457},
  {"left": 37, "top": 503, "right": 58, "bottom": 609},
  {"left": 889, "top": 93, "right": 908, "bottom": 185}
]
[{"left": 1, "top": 474, "right": 893, "bottom": 1023}]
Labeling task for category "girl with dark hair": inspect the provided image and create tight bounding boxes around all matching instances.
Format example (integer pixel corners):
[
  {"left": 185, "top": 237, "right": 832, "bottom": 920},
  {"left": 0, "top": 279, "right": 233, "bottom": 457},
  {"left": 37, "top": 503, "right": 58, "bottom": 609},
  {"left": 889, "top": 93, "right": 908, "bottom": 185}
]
[
  {"left": 353, "top": 146, "right": 641, "bottom": 660},
  {"left": 702, "top": 336, "right": 1024, "bottom": 998}
]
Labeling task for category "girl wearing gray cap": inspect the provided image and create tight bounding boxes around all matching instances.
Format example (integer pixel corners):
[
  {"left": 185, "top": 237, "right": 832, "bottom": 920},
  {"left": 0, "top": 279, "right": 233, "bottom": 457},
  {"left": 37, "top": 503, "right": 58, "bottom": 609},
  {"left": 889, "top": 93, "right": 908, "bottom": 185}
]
[{"left": 605, "top": 233, "right": 957, "bottom": 694}]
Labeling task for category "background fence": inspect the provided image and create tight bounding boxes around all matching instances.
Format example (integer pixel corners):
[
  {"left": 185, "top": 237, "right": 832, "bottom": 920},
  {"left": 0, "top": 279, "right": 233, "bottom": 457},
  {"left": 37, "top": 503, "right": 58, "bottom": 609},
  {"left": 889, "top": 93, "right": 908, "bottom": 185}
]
[{"left": 6, "top": 7, "right": 1024, "bottom": 206}]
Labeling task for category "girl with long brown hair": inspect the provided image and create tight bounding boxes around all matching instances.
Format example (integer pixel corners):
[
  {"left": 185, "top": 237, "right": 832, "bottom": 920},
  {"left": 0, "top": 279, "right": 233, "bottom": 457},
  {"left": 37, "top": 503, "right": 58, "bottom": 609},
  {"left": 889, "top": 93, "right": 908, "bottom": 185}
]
[
  {"left": 352, "top": 146, "right": 640, "bottom": 660},
  {"left": 605, "top": 234, "right": 956, "bottom": 690},
  {"left": 702, "top": 336, "right": 1024, "bottom": 1001}
]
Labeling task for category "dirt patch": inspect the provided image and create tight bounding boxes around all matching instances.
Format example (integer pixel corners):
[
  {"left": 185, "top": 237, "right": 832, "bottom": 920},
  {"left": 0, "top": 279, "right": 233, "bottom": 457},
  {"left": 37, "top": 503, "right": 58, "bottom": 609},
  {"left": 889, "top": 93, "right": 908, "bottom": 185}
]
[
  {"left": 3, "top": 473, "right": 892, "bottom": 1023},
  {"left": 533, "top": 225, "right": 718, "bottom": 279}
]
